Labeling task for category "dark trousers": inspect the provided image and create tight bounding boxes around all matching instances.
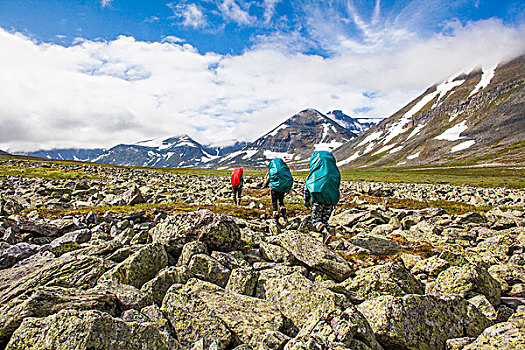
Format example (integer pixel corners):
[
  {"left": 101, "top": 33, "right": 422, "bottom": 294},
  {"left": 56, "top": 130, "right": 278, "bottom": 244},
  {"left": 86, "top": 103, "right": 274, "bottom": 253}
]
[
  {"left": 271, "top": 190, "right": 287, "bottom": 219},
  {"left": 232, "top": 186, "right": 242, "bottom": 204}
]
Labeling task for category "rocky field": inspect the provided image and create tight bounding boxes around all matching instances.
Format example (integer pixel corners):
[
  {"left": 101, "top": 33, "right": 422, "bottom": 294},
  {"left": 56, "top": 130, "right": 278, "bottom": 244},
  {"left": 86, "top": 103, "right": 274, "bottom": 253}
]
[{"left": 1, "top": 159, "right": 525, "bottom": 349}]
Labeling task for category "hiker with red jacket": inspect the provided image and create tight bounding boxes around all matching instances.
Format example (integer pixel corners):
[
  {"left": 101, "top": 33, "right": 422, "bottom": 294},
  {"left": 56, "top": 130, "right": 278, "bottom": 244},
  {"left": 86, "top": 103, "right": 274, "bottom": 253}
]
[
  {"left": 262, "top": 158, "right": 294, "bottom": 224},
  {"left": 230, "top": 168, "right": 244, "bottom": 205}
]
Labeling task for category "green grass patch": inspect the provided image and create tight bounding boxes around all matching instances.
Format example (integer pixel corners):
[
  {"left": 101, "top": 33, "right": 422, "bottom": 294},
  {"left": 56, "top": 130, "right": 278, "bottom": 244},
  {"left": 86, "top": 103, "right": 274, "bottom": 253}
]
[{"left": 0, "top": 165, "right": 99, "bottom": 180}]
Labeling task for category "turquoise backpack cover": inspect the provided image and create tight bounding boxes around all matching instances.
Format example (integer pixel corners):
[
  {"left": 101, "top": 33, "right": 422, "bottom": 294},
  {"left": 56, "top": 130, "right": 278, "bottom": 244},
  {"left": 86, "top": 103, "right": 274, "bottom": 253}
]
[
  {"left": 305, "top": 151, "right": 341, "bottom": 205},
  {"left": 268, "top": 158, "right": 293, "bottom": 193}
]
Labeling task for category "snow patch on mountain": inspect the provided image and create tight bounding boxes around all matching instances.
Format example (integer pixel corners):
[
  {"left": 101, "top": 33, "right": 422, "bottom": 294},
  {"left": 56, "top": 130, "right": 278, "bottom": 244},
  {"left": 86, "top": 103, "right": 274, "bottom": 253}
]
[
  {"left": 451, "top": 140, "right": 476, "bottom": 152},
  {"left": 435, "top": 121, "right": 468, "bottom": 141},
  {"left": 470, "top": 64, "right": 497, "bottom": 96}
]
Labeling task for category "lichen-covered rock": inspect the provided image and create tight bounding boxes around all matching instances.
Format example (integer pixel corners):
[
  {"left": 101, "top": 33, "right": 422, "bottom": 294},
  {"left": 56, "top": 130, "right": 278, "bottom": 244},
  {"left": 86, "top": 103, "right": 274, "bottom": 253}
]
[
  {"left": 285, "top": 308, "right": 383, "bottom": 350},
  {"left": 254, "top": 263, "right": 308, "bottom": 299},
  {"left": 463, "top": 307, "right": 525, "bottom": 349},
  {"left": 358, "top": 294, "right": 492, "bottom": 350},
  {"left": 411, "top": 256, "right": 451, "bottom": 278},
  {"left": 226, "top": 267, "right": 258, "bottom": 296},
  {"left": 1, "top": 254, "right": 113, "bottom": 304},
  {"left": 5, "top": 309, "right": 178, "bottom": 350},
  {"left": 277, "top": 231, "right": 352, "bottom": 282},
  {"left": 43, "top": 228, "right": 92, "bottom": 256},
  {"left": 426, "top": 264, "right": 501, "bottom": 306},
  {"left": 151, "top": 209, "right": 242, "bottom": 252},
  {"left": 469, "top": 295, "right": 498, "bottom": 321},
  {"left": 103, "top": 183, "right": 146, "bottom": 206},
  {"left": 98, "top": 243, "right": 168, "bottom": 288},
  {"left": 97, "top": 281, "right": 154, "bottom": 310},
  {"left": 488, "top": 264, "right": 525, "bottom": 294},
  {"left": 348, "top": 234, "right": 403, "bottom": 256},
  {"left": 264, "top": 271, "right": 351, "bottom": 331},
  {"left": 187, "top": 254, "right": 231, "bottom": 288},
  {"left": 141, "top": 304, "right": 172, "bottom": 334},
  {"left": 141, "top": 266, "right": 190, "bottom": 306},
  {"left": 0, "top": 286, "right": 121, "bottom": 347},
  {"left": 162, "top": 279, "right": 283, "bottom": 348},
  {"left": 0, "top": 243, "right": 40, "bottom": 268},
  {"left": 341, "top": 262, "right": 424, "bottom": 300},
  {"left": 260, "top": 241, "right": 298, "bottom": 264},
  {"left": 177, "top": 241, "right": 208, "bottom": 266},
  {"left": 470, "top": 234, "right": 521, "bottom": 265}
]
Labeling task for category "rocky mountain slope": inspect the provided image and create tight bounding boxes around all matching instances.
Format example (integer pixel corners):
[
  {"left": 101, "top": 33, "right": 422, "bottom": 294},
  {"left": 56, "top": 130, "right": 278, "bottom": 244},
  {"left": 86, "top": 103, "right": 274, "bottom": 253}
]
[
  {"left": 92, "top": 135, "right": 226, "bottom": 168},
  {"left": 334, "top": 55, "right": 525, "bottom": 167},
  {"left": 0, "top": 150, "right": 8, "bottom": 155},
  {"left": 19, "top": 148, "right": 105, "bottom": 161},
  {"left": 327, "top": 110, "right": 382, "bottom": 134},
  {"left": 215, "top": 109, "right": 357, "bottom": 168},
  {"left": 1, "top": 158, "right": 525, "bottom": 349}
]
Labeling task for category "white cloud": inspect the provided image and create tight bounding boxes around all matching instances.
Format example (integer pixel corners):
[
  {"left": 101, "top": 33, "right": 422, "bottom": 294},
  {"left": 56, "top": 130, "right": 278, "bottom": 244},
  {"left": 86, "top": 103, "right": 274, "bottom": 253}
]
[
  {"left": 101, "top": 0, "right": 113, "bottom": 7},
  {"left": 0, "top": 17, "right": 524, "bottom": 152},
  {"left": 169, "top": 3, "right": 208, "bottom": 29},
  {"left": 219, "top": 0, "right": 256, "bottom": 26},
  {"left": 263, "top": 0, "right": 282, "bottom": 23}
]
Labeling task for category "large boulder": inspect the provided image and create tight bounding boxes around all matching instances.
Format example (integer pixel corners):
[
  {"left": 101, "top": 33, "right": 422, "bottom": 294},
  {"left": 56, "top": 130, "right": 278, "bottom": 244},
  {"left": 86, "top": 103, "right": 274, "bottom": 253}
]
[
  {"left": 5, "top": 309, "right": 178, "bottom": 350},
  {"left": 186, "top": 254, "right": 231, "bottom": 288},
  {"left": 285, "top": 309, "right": 383, "bottom": 350},
  {"left": 161, "top": 279, "right": 284, "bottom": 348},
  {"left": 347, "top": 234, "right": 403, "bottom": 256},
  {"left": 426, "top": 264, "right": 501, "bottom": 306},
  {"left": 98, "top": 243, "right": 168, "bottom": 289},
  {"left": 141, "top": 266, "right": 190, "bottom": 306},
  {"left": 0, "top": 254, "right": 113, "bottom": 305},
  {"left": 151, "top": 210, "right": 242, "bottom": 252},
  {"left": 463, "top": 307, "right": 525, "bottom": 349},
  {"left": 277, "top": 231, "right": 352, "bottom": 282},
  {"left": 341, "top": 262, "right": 424, "bottom": 300},
  {"left": 102, "top": 183, "right": 145, "bottom": 206},
  {"left": 0, "top": 286, "right": 121, "bottom": 347},
  {"left": 264, "top": 271, "right": 351, "bottom": 331},
  {"left": 358, "top": 294, "right": 492, "bottom": 350},
  {"left": 0, "top": 243, "right": 40, "bottom": 268}
]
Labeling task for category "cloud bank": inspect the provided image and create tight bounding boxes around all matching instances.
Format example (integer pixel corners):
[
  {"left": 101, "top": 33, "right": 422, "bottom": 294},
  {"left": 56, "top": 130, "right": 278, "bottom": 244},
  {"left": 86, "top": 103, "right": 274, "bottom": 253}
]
[{"left": 0, "top": 5, "right": 524, "bottom": 152}]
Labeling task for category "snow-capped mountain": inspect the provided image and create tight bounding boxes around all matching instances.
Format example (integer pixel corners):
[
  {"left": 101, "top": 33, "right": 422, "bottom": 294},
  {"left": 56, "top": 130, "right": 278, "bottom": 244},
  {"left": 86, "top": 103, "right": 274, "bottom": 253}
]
[
  {"left": 0, "top": 150, "right": 8, "bottom": 155},
  {"left": 214, "top": 109, "right": 357, "bottom": 168},
  {"left": 326, "top": 110, "right": 382, "bottom": 134},
  {"left": 18, "top": 148, "right": 105, "bottom": 161},
  {"left": 334, "top": 55, "right": 525, "bottom": 167},
  {"left": 92, "top": 135, "right": 224, "bottom": 168}
]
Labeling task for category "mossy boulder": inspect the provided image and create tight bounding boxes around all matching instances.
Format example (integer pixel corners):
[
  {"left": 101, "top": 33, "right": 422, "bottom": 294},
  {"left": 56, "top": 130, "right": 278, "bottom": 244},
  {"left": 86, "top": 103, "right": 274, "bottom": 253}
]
[
  {"left": 348, "top": 234, "right": 403, "bottom": 256},
  {"left": 1, "top": 254, "right": 113, "bottom": 305},
  {"left": 5, "top": 309, "right": 178, "bottom": 350},
  {"left": 341, "top": 262, "right": 424, "bottom": 300},
  {"left": 187, "top": 254, "right": 231, "bottom": 288},
  {"left": 0, "top": 286, "right": 121, "bottom": 347},
  {"left": 277, "top": 231, "right": 352, "bottom": 282},
  {"left": 463, "top": 307, "right": 525, "bottom": 349},
  {"left": 488, "top": 263, "right": 525, "bottom": 294},
  {"left": 162, "top": 279, "right": 283, "bottom": 348},
  {"left": 226, "top": 267, "right": 258, "bottom": 296},
  {"left": 285, "top": 309, "right": 383, "bottom": 350},
  {"left": 264, "top": 271, "right": 351, "bottom": 331},
  {"left": 140, "top": 266, "right": 190, "bottom": 306},
  {"left": 151, "top": 209, "right": 242, "bottom": 252},
  {"left": 254, "top": 264, "right": 308, "bottom": 299},
  {"left": 426, "top": 264, "right": 501, "bottom": 306},
  {"left": 411, "top": 256, "right": 451, "bottom": 278},
  {"left": 358, "top": 294, "right": 492, "bottom": 350},
  {"left": 98, "top": 243, "right": 168, "bottom": 289}
]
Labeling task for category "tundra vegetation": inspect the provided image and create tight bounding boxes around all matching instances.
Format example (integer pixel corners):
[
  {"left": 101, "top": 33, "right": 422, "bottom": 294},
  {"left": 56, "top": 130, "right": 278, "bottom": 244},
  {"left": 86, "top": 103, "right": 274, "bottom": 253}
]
[{"left": 1, "top": 154, "right": 524, "bottom": 349}]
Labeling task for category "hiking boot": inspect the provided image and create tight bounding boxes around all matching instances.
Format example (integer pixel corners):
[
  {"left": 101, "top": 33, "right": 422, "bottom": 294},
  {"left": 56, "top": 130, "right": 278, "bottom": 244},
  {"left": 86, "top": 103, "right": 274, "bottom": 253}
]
[{"left": 280, "top": 208, "right": 288, "bottom": 222}]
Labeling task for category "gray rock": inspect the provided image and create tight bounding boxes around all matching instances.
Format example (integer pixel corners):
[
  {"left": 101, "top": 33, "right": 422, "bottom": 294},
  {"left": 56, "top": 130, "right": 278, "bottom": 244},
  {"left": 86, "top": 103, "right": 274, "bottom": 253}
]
[{"left": 277, "top": 231, "right": 352, "bottom": 282}]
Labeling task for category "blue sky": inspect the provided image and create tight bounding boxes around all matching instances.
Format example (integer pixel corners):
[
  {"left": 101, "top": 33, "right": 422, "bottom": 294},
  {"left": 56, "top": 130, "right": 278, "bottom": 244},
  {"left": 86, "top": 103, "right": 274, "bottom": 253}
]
[{"left": 0, "top": 0, "right": 524, "bottom": 151}]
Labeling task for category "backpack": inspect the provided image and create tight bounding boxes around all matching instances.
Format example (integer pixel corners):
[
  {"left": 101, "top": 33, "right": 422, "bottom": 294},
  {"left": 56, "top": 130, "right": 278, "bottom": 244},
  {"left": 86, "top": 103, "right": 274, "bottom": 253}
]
[
  {"left": 231, "top": 168, "right": 243, "bottom": 187},
  {"left": 268, "top": 158, "right": 293, "bottom": 193},
  {"left": 305, "top": 151, "right": 340, "bottom": 205}
]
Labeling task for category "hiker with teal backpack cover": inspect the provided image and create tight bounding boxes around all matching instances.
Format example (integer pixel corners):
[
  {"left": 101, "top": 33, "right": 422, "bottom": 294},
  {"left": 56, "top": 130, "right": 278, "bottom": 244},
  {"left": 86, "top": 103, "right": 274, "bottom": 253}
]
[
  {"left": 262, "top": 158, "right": 294, "bottom": 223},
  {"left": 304, "top": 151, "right": 340, "bottom": 243}
]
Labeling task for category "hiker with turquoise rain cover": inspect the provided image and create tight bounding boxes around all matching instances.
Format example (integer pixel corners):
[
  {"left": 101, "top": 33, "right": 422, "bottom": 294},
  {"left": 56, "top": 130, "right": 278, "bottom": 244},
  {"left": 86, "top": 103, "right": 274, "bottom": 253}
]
[
  {"left": 304, "top": 151, "right": 341, "bottom": 243},
  {"left": 262, "top": 158, "right": 294, "bottom": 224}
]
